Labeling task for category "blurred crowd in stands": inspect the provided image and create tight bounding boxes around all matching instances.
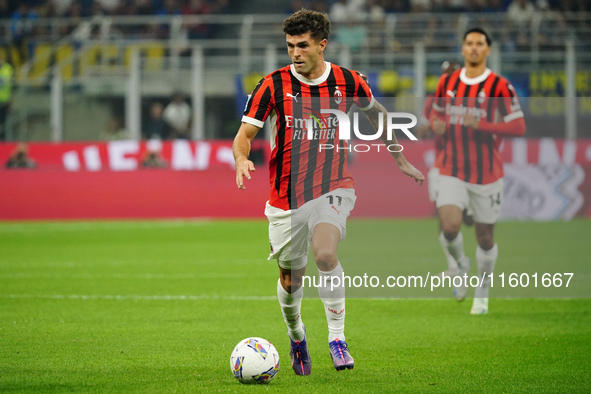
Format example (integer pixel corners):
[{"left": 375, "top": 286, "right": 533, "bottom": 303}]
[
  {"left": 0, "top": 0, "right": 587, "bottom": 145},
  {"left": 0, "top": 0, "right": 230, "bottom": 19},
  {"left": 0, "top": 0, "right": 587, "bottom": 20},
  {"left": 295, "top": 0, "right": 589, "bottom": 16},
  {"left": 0, "top": 0, "right": 586, "bottom": 54}
]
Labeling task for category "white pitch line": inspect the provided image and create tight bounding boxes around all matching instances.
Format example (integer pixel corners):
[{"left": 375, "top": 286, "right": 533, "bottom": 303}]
[
  {"left": 0, "top": 295, "right": 584, "bottom": 302},
  {"left": 1, "top": 294, "right": 276, "bottom": 301},
  {"left": 0, "top": 219, "right": 215, "bottom": 233}
]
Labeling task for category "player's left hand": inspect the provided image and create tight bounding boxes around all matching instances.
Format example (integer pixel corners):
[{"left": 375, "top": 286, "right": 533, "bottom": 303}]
[
  {"left": 463, "top": 113, "right": 479, "bottom": 129},
  {"left": 415, "top": 123, "right": 433, "bottom": 139},
  {"left": 235, "top": 157, "right": 256, "bottom": 190},
  {"left": 395, "top": 155, "right": 424, "bottom": 186}
]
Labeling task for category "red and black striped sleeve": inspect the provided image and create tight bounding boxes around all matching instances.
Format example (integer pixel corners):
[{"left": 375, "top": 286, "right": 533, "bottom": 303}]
[
  {"left": 477, "top": 78, "right": 526, "bottom": 136},
  {"left": 242, "top": 76, "right": 274, "bottom": 128},
  {"left": 353, "top": 71, "right": 375, "bottom": 111},
  {"left": 496, "top": 79, "right": 524, "bottom": 123},
  {"left": 432, "top": 73, "right": 449, "bottom": 114}
]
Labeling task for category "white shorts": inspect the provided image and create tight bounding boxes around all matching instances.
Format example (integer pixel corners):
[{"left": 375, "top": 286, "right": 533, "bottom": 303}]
[
  {"left": 427, "top": 167, "right": 440, "bottom": 203},
  {"left": 435, "top": 175, "right": 503, "bottom": 224},
  {"left": 265, "top": 188, "right": 357, "bottom": 270}
]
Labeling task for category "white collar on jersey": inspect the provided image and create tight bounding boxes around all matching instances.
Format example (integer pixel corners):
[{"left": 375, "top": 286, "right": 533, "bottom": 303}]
[
  {"left": 289, "top": 61, "right": 332, "bottom": 86},
  {"left": 459, "top": 67, "right": 492, "bottom": 85}
]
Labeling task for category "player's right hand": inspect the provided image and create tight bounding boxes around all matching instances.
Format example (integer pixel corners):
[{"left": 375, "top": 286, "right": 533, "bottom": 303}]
[
  {"left": 431, "top": 118, "right": 446, "bottom": 135},
  {"left": 235, "top": 158, "right": 256, "bottom": 190},
  {"left": 395, "top": 155, "right": 425, "bottom": 186}
]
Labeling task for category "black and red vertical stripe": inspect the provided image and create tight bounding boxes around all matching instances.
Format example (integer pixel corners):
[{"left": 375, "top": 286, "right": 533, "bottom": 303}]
[{"left": 242, "top": 63, "right": 373, "bottom": 210}]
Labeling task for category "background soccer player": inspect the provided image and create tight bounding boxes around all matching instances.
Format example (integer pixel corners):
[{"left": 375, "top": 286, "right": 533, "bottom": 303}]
[
  {"left": 233, "top": 9, "right": 424, "bottom": 376},
  {"left": 430, "top": 28, "right": 526, "bottom": 314},
  {"left": 417, "top": 60, "right": 475, "bottom": 294}
]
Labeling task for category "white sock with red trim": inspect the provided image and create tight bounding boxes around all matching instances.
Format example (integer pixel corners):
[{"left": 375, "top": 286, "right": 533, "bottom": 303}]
[
  {"left": 439, "top": 231, "right": 470, "bottom": 270},
  {"left": 318, "top": 262, "right": 346, "bottom": 343},
  {"left": 439, "top": 232, "right": 459, "bottom": 274},
  {"left": 277, "top": 279, "right": 305, "bottom": 342},
  {"left": 475, "top": 244, "right": 498, "bottom": 298}
]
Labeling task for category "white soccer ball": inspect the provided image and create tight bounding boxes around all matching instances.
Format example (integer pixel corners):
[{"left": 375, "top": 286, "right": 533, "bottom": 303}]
[{"left": 230, "top": 337, "right": 280, "bottom": 384}]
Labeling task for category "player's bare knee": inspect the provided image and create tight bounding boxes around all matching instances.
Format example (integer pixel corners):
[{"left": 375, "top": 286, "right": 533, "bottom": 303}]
[
  {"left": 477, "top": 237, "right": 494, "bottom": 251},
  {"left": 475, "top": 224, "right": 494, "bottom": 250},
  {"left": 440, "top": 218, "right": 461, "bottom": 239},
  {"left": 313, "top": 248, "right": 338, "bottom": 272},
  {"left": 442, "top": 227, "right": 460, "bottom": 241}
]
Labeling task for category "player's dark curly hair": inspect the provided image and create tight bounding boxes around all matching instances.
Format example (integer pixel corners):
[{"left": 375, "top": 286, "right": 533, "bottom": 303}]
[
  {"left": 283, "top": 9, "right": 330, "bottom": 41},
  {"left": 463, "top": 27, "right": 492, "bottom": 46}
]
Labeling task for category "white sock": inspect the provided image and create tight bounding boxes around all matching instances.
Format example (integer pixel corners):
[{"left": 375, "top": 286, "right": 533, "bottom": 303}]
[
  {"left": 318, "top": 262, "right": 346, "bottom": 343},
  {"left": 475, "top": 244, "right": 498, "bottom": 299},
  {"left": 439, "top": 231, "right": 469, "bottom": 269},
  {"left": 439, "top": 233, "right": 459, "bottom": 273},
  {"left": 277, "top": 279, "right": 305, "bottom": 342}
]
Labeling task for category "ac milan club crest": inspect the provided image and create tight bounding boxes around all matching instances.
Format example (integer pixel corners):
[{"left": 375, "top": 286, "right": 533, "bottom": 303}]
[
  {"left": 478, "top": 89, "right": 486, "bottom": 104},
  {"left": 334, "top": 87, "right": 343, "bottom": 104}
]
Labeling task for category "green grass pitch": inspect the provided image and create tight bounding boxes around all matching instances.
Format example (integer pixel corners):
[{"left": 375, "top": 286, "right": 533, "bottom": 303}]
[{"left": 1, "top": 219, "right": 590, "bottom": 392}]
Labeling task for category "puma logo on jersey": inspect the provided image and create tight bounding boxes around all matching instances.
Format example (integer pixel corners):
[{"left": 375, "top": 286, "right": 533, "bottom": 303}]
[
  {"left": 446, "top": 90, "right": 456, "bottom": 98},
  {"left": 286, "top": 92, "right": 299, "bottom": 102}
]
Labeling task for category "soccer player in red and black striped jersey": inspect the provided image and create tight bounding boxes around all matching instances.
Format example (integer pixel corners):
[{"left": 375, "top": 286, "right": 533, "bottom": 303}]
[
  {"left": 233, "top": 9, "right": 424, "bottom": 375},
  {"left": 430, "top": 28, "right": 526, "bottom": 315},
  {"left": 417, "top": 61, "right": 475, "bottom": 286}
]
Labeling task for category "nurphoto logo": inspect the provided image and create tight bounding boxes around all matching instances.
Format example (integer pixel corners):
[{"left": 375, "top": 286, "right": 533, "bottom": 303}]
[{"left": 287, "top": 108, "right": 418, "bottom": 153}]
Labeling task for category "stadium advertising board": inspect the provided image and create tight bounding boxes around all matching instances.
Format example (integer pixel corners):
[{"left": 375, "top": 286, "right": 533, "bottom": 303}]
[{"left": 0, "top": 139, "right": 590, "bottom": 220}]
